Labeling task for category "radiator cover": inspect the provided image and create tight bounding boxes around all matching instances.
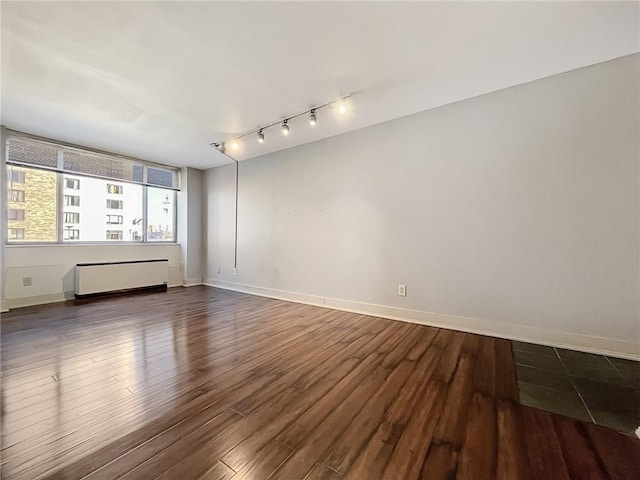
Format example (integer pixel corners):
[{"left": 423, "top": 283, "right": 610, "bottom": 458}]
[{"left": 75, "top": 259, "right": 169, "bottom": 299}]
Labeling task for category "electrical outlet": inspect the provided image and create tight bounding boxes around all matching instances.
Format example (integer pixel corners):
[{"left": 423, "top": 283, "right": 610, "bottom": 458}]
[
  {"left": 398, "top": 284, "right": 407, "bottom": 297},
  {"left": 23, "top": 277, "right": 32, "bottom": 287},
  {"left": 233, "top": 268, "right": 238, "bottom": 276}
]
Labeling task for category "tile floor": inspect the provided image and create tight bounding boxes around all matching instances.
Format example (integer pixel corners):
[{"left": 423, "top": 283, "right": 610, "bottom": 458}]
[{"left": 513, "top": 341, "right": 639, "bottom": 435}]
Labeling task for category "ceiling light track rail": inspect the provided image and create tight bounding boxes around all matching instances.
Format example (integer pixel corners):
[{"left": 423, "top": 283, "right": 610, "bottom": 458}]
[{"left": 210, "top": 93, "right": 351, "bottom": 153}]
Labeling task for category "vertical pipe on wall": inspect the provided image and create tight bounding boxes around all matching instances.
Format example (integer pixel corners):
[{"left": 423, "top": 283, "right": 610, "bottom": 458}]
[
  {"left": 216, "top": 153, "right": 239, "bottom": 270},
  {"left": 234, "top": 159, "right": 238, "bottom": 270}
]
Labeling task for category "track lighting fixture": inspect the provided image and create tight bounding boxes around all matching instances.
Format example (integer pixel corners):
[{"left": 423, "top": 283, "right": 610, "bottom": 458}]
[{"left": 210, "top": 94, "right": 350, "bottom": 158}]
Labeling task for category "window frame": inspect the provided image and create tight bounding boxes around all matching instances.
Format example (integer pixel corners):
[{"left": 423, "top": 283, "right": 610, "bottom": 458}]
[
  {"left": 9, "top": 189, "right": 25, "bottom": 202},
  {"left": 8, "top": 228, "right": 25, "bottom": 240},
  {"left": 106, "top": 199, "right": 123, "bottom": 210},
  {"left": 64, "top": 194, "right": 80, "bottom": 207},
  {"left": 107, "top": 183, "right": 123, "bottom": 194},
  {"left": 65, "top": 178, "right": 80, "bottom": 190},
  {"left": 106, "top": 214, "right": 123, "bottom": 225},
  {"left": 8, "top": 208, "right": 25, "bottom": 221},
  {"left": 105, "top": 229, "right": 124, "bottom": 241},
  {"left": 10, "top": 170, "right": 25, "bottom": 184},
  {"left": 63, "top": 228, "right": 80, "bottom": 241},
  {"left": 5, "top": 133, "right": 179, "bottom": 246},
  {"left": 63, "top": 212, "right": 80, "bottom": 224}
]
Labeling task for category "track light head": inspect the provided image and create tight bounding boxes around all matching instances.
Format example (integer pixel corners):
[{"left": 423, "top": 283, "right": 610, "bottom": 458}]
[
  {"left": 281, "top": 120, "right": 290, "bottom": 135},
  {"left": 217, "top": 142, "right": 226, "bottom": 154},
  {"left": 231, "top": 140, "right": 239, "bottom": 150},
  {"left": 309, "top": 109, "right": 317, "bottom": 126},
  {"left": 257, "top": 129, "right": 265, "bottom": 143}
]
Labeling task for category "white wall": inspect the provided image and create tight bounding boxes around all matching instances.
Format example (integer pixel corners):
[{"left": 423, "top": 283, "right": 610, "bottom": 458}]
[
  {"left": 0, "top": 127, "right": 7, "bottom": 312},
  {"left": 4, "top": 244, "right": 182, "bottom": 308},
  {"left": 204, "top": 54, "right": 640, "bottom": 358},
  {"left": 177, "top": 167, "right": 204, "bottom": 286}
]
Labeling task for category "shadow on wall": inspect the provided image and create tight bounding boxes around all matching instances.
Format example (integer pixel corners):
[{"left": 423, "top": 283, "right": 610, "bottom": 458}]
[{"left": 63, "top": 268, "right": 75, "bottom": 296}]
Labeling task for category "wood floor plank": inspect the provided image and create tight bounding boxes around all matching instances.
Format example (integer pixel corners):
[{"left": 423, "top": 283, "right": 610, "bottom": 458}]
[
  {"left": 432, "top": 331, "right": 465, "bottom": 382},
  {"left": 432, "top": 353, "right": 474, "bottom": 449},
  {"left": 272, "top": 325, "right": 405, "bottom": 452},
  {"left": 321, "top": 326, "right": 436, "bottom": 474},
  {"left": 492, "top": 339, "right": 519, "bottom": 401},
  {"left": 341, "top": 348, "right": 443, "bottom": 479},
  {"left": 380, "top": 381, "right": 447, "bottom": 480},
  {"left": 455, "top": 393, "right": 497, "bottom": 480},
  {"left": 269, "top": 360, "right": 392, "bottom": 479},
  {"left": 160, "top": 459, "right": 235, "bottom": 480},
  {"left": 521, "top": 406, "right": 571, "bottom": 480},
  {"left": 552, "top": 414, "right": 607, "bottom": 480},
  {"left": 583, "top": 422, "right": 640, "bottom": 480},
  {"left": 303, "top": 463, "right": 343, "bottom": 480},
  {"left": 227, "top": 440, "right": 293, "bottom": 480},
  {"left": 420, "top": 442, "right": 459, "bottom": 480},
  {"left": 220, "top": 355, "right": 364, "bottom": 470},
  {"left": 0, "top": 286, "right": 635, "bottom": 480},
  {"left": 472, "top": 337, "right": 496, "bottom": 396},
  {"left": 6, "top": 310, "right": 340, "bottom": 470},
  {"left": 496, "top": 399, "right": 532, "bottom": 480}
]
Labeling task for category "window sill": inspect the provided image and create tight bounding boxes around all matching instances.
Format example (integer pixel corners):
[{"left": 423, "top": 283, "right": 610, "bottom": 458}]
[{"left": 5, "top": 242, "right": 178, "bottom": 248}]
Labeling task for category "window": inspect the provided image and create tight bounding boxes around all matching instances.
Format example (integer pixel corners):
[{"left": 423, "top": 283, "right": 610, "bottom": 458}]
[
  {"left": 63, "top": 229, "right": 80, "bottom": 240},
  {"left": 106, "top": 230, "right": 123, "bottom": 240},
  {"left": 9, "top": 189, "right": 25, "bottom": 202},
  {"left": 107, "top": 184, "right": 123, "bottom": 194},
  {"left": 106, "top": 199, "right": 123, "bottom": 209},
  {"left": 65, "top": 178, "right": 80, "bottom": 189},
  {"left": 6, "top": 166, "right": 57, "bottom": 242},
  {"left": 147, "top": 187, "right": 175, "bottom": 241},
  {"left": 8, "top": 208, "right": 25, "bottom": 221},
  {"left": 64, "top": 195, "right": 80, "bottom": 206},
  {"left": 6, "top": 133, "right": 178, "bottom": 244},
  {"left": 64, "top": 212, "right": 80, "bottom": 224},
  {"left": 10, "top": 170, "right": 25, "bottom": 183},
  {"left": 8, "top": 228, "right": 25, "bottom": 240}
]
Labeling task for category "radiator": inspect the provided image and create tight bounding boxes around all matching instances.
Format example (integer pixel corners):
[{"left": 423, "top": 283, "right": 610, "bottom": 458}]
[{"left": 75, "top": 259, "right": 169, "bottom": 299}]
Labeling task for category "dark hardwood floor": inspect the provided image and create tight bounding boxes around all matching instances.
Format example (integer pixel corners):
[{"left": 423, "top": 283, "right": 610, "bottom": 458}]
[{"left": 1, "top": 286, "right": 638, "bottom": 479}]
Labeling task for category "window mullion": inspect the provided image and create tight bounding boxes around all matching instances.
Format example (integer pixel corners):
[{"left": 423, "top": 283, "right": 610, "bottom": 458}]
[
  {"left": 142, "top": 186, "right": 148, "bottom": 242},
  {"left": 57, "top": 149, "right": 64, "bottom": 244}
]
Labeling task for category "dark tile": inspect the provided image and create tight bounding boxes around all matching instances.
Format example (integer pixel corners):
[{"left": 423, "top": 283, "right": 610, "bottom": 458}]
[
  {"left": 514, "top": 350, "right": 565, "bottom": 372},
  {"left": 606, "top": 357, "right": 640, "bottom": 388},
  {"left": 556, "top": 348, "right": 608, "bottom": 364},
  {"left": 516, "top": 364, "right": 575, "bottom": 393},
  {"left": 518, "top": 382, "right": 592, "bottom": 423},
  {"left": 573, "top": 378, "right": 640, "bottom": 435},
  {"left": 561, "top": 357, "right": 628, "bottom": 385},
  {"left": 587, "top": 409, "right": 632, "bottom": 434},
  {"left": 513, "top": 341, "right": 557, "bottom": 357}
]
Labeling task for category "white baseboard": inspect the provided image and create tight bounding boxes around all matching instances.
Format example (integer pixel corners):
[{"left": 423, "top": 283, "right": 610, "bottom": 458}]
[
  {"left": 0, "top": 300, "right": 8, "bottom": 313},
  {"left": 183, "top": 277, "right": 204, "bottom": 287},
  {"left": 205, "top": 279, "right": 640, "bottom": 361}
]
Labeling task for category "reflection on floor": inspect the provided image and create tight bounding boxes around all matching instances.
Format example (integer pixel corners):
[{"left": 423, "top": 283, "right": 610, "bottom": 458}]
[{"left": 514, "top": 341, "right": 640, "bottom": 435}]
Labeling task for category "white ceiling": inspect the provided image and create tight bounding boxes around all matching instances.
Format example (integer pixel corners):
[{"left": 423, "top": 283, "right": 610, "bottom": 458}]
[{"left": 1, "top": 1, "right": 638, "bottom": 169}]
